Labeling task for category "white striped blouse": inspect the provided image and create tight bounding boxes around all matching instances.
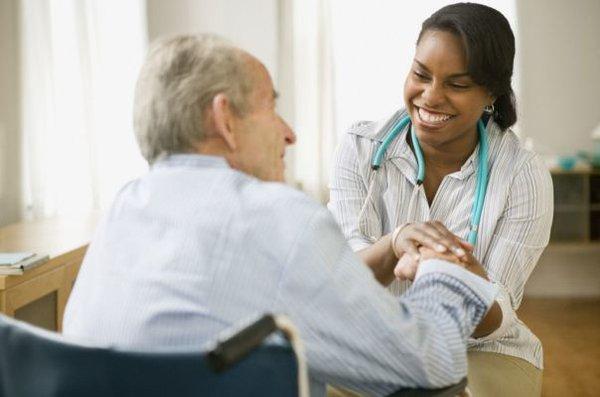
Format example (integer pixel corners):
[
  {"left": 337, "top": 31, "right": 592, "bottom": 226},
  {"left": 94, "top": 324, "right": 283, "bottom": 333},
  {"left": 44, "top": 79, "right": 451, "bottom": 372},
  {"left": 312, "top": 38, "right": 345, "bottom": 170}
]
[{"left": 328, "top": 109, "right": 554, "bottom": 369}]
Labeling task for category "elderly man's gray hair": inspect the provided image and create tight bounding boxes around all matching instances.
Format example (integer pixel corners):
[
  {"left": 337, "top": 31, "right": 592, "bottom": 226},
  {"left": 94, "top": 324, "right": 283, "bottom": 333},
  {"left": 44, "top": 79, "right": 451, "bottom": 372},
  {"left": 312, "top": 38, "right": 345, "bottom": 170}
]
[{"left": 133, "top": 34, "right": 253, "bottom": 163}]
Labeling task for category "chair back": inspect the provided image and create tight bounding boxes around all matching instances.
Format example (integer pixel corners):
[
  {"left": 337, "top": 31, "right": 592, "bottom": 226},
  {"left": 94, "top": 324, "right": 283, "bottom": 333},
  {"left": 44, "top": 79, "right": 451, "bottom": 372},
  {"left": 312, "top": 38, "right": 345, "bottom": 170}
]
[{"left": 0, "top": 314, "right": 301, "bottom": 397}]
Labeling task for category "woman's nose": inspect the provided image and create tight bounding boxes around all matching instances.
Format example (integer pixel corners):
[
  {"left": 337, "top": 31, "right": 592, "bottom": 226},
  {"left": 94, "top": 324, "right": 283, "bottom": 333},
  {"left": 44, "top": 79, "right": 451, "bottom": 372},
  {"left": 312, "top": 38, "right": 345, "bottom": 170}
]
[{"left": 421, "top": 82, "right": 445, "bottom": 107}]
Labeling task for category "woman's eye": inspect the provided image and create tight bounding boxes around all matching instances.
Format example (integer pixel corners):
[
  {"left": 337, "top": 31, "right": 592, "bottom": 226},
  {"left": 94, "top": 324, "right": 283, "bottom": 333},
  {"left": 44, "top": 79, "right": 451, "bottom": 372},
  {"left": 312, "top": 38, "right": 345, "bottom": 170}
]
[
  {"left": 413, "top": 71, "right": 429, "bottom": 80},
  {"left": 450, "top": 83, "right": 469, "bottom": 89}
]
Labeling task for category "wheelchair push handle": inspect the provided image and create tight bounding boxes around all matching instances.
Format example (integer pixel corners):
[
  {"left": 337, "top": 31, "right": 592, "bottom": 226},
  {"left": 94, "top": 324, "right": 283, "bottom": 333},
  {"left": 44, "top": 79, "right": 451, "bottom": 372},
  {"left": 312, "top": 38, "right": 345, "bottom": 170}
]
[{"left": 207, "top": 314, "right": 278, "bottom": 372}]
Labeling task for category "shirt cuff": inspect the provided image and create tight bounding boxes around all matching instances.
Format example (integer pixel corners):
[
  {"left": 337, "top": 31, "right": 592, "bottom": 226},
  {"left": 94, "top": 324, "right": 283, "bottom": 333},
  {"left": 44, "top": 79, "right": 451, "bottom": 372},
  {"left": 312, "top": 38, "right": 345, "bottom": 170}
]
[
  {"left": 469, "top": 283, "right": 515, "bottom": 342},
  {"left": 415, "top": 259, "right": 499, "bottom": 308},
  {"left": 348, "top": 238, "right": 373, "bottom": 252}
]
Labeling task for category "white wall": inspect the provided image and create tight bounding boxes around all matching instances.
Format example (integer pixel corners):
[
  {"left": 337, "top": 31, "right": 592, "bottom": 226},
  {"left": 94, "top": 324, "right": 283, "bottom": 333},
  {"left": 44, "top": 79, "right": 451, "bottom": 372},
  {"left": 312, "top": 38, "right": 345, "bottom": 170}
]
[
  {"left": 0, "top": 0, "right": 21, "bottom": 226},
  {"left": 517, "top": 0, "right": 600, "bottom": 156},
  {"left": 517, "top": 0, "right": 600, "bottom": 297},
  {"left": 143, "top": 0, "right": 600, "bottom": 165},
  {"left": 2, "top": 0, "right": 598, "bottom": 225},
  {"left": 146, "top": 0, "right": 279, "bottom": 81}
]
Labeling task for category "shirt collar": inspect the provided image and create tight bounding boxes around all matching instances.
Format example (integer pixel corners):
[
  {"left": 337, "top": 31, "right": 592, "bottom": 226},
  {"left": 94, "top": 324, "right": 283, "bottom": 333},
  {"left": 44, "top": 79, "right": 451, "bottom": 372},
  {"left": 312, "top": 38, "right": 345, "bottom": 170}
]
[
  {"left": 454, "top": 146, "right": 478, "bottom": 180},
  {"left": 152, "top": 154, "right": 231, "bottom": 170}
]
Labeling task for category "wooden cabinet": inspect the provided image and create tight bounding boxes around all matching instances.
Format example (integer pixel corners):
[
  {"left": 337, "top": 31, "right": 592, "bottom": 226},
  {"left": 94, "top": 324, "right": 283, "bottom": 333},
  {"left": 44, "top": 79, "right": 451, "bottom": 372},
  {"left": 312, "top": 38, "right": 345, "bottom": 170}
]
[
  {"left": 550, "top": 171, "right": 600, "bottom": 243},
  {"left": 0, "top": 215, "right": 97, "bottom": 331}
]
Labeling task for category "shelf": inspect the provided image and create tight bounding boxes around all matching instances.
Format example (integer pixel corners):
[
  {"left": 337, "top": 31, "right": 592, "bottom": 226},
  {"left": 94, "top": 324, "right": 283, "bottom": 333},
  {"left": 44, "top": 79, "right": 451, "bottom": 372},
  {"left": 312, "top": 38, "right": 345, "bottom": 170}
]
[{"left": 550, "top": 173, "right": 599, "bottom": 243}]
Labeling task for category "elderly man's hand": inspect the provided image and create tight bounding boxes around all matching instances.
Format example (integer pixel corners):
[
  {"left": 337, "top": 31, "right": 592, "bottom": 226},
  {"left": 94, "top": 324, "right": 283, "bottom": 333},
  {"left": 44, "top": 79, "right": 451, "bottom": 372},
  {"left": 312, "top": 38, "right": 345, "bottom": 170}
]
[
  {"left": 394, "top": 247, "right": 462, "bottom": 281},
  {"left": 393, "top": 246, "right": 489, "bottom": 281}
]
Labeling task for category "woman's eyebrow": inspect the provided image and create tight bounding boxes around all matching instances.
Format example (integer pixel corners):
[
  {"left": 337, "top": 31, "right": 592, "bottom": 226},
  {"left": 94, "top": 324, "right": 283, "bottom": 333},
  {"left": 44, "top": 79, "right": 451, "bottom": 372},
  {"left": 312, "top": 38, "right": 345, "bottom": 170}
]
[{"left": 414, "top": 59, "right": 470, "bottom": 78}]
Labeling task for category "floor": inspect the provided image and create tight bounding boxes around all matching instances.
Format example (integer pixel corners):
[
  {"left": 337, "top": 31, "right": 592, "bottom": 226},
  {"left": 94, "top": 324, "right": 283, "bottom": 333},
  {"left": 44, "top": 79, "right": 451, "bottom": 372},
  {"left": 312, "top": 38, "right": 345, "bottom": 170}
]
[{"left": 518, "top": 298, "right": 600, "bottom": 397}]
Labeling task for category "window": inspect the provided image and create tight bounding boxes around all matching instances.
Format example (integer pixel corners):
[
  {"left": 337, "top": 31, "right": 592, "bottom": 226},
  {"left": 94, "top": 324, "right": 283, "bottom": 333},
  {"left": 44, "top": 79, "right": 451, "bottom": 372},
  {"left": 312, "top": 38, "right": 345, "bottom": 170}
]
[{"left": 20, "top": 0, "right": 148, "bottom": 218}]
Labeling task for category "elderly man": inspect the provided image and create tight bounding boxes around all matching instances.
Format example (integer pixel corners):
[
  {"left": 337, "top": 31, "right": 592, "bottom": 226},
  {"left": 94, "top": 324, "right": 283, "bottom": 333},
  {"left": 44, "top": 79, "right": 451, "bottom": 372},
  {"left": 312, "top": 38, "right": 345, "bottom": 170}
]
[{"left": 63, "top": 34, "right": 498, "bottom": 396}]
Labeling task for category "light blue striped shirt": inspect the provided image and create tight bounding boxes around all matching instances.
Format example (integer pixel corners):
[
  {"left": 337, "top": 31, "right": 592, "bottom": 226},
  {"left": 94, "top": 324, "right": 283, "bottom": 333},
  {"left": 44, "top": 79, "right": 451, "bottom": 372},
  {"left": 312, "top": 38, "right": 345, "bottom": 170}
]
[{"left": 63, "top": 154, "right": 498, "bottom": 396}]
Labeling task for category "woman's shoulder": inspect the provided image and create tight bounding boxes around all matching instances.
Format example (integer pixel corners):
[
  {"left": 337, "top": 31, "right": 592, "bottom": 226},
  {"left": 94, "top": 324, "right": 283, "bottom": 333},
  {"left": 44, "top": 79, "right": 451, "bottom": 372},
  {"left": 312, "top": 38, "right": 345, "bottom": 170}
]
[
  {"left": 345, "top": 119, "right": 377, "bottom": 138},
  {"left": 336, "top": 109, "right": 408, "bottom": 172},
  {"left": 489, "top": 122, "right": 550, "bottom": 181},
  {"left": 340, "top": 109, "right": 408, "bottom": 154},
  {"left": 345, "top": 108, "right": 409, "bottom": 140}
]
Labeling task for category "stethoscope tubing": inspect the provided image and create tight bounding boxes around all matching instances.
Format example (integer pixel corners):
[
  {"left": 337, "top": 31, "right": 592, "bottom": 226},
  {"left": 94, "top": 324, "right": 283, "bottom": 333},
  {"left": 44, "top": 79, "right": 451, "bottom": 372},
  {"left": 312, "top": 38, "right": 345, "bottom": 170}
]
[{"left": 369, "top": 114, "right": 489, "bottom": 246}]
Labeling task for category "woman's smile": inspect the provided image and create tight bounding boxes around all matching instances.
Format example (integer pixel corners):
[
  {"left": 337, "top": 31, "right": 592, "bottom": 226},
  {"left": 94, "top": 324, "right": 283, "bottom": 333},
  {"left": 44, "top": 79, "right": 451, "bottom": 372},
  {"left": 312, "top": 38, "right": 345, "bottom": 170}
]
[{"left": 414, "top": 106, "right": 456, "bottom": 130}]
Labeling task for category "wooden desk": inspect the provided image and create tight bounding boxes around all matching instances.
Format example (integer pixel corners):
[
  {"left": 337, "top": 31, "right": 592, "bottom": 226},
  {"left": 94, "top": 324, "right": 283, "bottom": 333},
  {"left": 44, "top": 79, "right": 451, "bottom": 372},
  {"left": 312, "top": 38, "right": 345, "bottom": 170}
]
[{"left": 0, "top": 215, "right": 98, "bottom": 331}]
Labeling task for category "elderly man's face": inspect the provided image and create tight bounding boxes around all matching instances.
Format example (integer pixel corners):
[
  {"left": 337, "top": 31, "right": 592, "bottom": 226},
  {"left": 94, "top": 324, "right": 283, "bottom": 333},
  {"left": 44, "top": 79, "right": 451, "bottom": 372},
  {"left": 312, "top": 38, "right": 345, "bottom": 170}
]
[{"left": 233, "top": 59, "right": 296, "bottom": 182}]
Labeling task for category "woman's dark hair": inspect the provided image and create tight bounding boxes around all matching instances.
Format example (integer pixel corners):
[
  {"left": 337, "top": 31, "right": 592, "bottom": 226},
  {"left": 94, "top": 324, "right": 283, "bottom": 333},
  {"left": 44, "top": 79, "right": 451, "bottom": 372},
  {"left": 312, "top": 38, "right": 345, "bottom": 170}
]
[{"left": 417, "top": 3, "right": 517, "bottom": 130}]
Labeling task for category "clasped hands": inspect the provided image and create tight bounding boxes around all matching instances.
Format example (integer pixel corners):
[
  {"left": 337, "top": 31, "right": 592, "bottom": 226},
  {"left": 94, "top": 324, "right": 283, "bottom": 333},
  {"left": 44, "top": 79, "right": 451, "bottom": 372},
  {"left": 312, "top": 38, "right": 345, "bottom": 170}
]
[{"left": 391, "top": 221, "right": 488, "bottom": 281}]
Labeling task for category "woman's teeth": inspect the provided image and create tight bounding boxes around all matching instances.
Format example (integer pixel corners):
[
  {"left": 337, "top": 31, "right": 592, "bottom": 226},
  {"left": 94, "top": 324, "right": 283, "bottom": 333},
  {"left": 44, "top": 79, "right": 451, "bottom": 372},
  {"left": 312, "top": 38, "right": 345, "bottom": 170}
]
[{"left": 418, "top": 107, "right": 453, "bottom": 124}]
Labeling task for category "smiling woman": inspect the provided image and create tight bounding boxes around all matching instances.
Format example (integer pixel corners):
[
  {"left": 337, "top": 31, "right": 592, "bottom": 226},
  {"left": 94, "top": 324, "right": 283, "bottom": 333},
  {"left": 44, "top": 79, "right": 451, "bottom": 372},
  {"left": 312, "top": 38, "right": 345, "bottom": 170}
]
[
  {"left": 328, "top": 3, "right": 552, "bottom": 397},
  {"left": 406, "top": 31, "right": 493, "bottom": 150}
]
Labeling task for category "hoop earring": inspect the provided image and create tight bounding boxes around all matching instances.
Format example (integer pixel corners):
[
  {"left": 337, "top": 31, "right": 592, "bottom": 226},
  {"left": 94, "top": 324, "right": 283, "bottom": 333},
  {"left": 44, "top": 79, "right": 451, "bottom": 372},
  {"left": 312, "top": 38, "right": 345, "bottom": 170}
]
[{"left": 484, "top": 104, "right": 495, "bottom": 114}]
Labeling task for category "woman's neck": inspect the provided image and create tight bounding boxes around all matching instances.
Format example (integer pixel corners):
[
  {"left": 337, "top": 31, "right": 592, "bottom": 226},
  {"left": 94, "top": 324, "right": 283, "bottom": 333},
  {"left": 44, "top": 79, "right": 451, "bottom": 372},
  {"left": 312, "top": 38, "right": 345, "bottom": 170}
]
[{"left": 420, "top": 128, "right": 479, "bottom": 173}]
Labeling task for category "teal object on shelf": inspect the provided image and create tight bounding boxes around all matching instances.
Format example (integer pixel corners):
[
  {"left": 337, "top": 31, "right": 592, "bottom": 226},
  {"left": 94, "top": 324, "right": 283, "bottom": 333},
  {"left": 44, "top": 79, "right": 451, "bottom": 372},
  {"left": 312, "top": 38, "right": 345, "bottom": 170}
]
[{"left": 558, "top": 156, "right": 577, "bottom": 171}]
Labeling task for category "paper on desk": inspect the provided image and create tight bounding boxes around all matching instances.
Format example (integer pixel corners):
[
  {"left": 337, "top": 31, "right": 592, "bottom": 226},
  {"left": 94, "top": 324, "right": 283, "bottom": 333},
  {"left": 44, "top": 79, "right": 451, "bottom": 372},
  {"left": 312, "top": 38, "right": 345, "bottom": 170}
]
[{"left": 0, "top": 252, "right": 36, "bottom": 266}]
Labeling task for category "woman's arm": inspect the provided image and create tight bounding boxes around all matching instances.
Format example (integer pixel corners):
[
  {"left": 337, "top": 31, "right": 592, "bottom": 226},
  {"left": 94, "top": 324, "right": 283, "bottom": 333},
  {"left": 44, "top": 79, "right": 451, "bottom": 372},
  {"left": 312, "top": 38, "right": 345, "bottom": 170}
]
[
  {"left": 357, "top": 233, "right": 398, "bottom": 285},
  {"left": 327, "top": 129, "right": 380, "bottom": 251},
  {"left": 473, "top": 155, "right": 553, "bottom": 341},
  {"left": 328, "top": 130, "right": 397, "bottom": 281}
]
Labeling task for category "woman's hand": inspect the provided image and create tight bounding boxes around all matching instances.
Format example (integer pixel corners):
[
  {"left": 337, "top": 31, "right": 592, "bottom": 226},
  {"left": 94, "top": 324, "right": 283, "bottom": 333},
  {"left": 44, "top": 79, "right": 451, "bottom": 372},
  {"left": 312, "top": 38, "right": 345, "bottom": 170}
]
[
  {"left": 394, "top": 245, "right": 489, "bottom": 282},
  {"left": 391, "top": 221, "right": 473, "bottom": 261},
  {"left": 358, "top": 221, "right": 473, "bottom": 287},
  {"left": 394, "top": 246, "right": 463, "bottom": 281}
]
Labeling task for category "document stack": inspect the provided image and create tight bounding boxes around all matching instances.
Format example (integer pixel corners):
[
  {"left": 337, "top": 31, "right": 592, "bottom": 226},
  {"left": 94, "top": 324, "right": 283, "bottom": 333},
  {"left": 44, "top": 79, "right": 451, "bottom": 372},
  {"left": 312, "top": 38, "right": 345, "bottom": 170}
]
[{"left": 0, "top": 252, "right": 49, "bottom": 275}]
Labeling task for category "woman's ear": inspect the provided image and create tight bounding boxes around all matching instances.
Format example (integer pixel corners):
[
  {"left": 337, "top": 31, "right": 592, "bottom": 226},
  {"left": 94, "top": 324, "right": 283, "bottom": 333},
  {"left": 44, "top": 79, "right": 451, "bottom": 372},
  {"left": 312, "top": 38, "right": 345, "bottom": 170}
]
[{"left": 211, "top": 93, "right": 237, "bottom": 151}]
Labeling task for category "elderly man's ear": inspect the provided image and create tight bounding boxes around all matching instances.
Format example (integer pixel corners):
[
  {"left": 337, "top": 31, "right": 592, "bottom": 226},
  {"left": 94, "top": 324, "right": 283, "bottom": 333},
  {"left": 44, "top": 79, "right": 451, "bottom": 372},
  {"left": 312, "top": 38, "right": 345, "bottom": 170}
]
[{"left": 209, "top": 93, "right": 237, "bottom": 151}]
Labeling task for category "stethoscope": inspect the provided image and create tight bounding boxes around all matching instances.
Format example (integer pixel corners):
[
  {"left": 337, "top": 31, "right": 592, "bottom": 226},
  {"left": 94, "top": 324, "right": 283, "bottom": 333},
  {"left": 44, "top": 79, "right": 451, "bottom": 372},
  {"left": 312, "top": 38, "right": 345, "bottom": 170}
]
[{"left": 359, "top": 114, "right": 489, "bottom": 246}]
